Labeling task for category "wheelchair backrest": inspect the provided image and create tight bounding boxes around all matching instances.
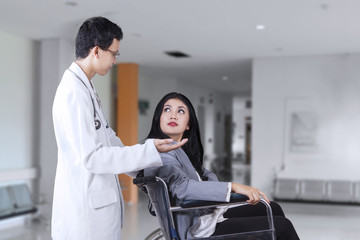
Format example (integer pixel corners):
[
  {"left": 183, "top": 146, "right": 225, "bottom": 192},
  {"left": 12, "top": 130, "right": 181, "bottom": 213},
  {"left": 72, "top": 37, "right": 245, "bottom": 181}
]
[{"left": 144, "top": 177, "right": 179, "bottom": 240}]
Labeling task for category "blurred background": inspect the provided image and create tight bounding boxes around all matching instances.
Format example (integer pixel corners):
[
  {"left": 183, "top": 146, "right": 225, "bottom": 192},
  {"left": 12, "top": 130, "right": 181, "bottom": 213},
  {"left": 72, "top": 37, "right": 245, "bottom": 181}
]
[{"left": 1, "top": 0, "right": 360, "bottom": 239}]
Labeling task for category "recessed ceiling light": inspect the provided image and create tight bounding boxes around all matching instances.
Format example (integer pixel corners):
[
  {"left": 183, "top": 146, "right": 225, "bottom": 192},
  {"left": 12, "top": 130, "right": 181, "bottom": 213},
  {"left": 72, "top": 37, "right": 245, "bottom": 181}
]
[
  {"left": 65, "top": 1, "right": 77, "bottom": 7},
  {"left": 321, "top": 4, "right": 329, "bottom": 10},
  {"left": 222, "top": 76, "right": 228, "bottom": 81},
  {"left": 256, "top": 25, "right": 266, "bottom": 30}
]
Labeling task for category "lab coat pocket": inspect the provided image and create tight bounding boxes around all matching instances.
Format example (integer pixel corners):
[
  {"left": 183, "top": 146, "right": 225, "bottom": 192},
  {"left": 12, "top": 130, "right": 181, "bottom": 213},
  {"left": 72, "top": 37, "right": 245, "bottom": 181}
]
[
  {"left": 89, "top": 189, "right": 117, "bottom": 209},
  {"left": 87, "top": 188, "right": 121, "bottom": 239}
]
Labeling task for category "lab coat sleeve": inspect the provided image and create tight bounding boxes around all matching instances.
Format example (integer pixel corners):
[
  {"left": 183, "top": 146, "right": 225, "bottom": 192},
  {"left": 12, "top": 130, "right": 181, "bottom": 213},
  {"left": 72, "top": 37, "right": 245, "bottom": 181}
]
[
  {"left": 59, "top": 87, "right": 162, "bottom": 174},
  {"left": 107, "top": 127, "right": 124, "bottom": 147}
]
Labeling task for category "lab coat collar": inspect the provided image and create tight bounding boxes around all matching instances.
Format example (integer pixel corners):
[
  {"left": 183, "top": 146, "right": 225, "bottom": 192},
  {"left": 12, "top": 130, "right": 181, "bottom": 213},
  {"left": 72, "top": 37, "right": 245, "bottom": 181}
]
[{"left": 69, "top": 62, "right": 94, "bottom": 92}]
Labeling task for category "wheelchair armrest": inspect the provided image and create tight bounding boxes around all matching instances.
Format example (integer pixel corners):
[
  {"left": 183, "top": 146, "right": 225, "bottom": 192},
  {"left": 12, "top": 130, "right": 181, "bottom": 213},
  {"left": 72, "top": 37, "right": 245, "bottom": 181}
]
[
  {"left": 230, "top": 193, "right": 250, "bottom": 202},
  {"left": 180, "top": 193, "right": 249, "bottom": 208},
  {"left": 133, "top": 176, "right": 157, "bottom": 187}
]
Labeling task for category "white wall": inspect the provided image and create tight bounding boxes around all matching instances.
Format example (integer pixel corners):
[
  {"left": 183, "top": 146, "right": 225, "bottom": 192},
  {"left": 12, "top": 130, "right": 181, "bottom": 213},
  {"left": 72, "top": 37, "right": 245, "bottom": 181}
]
[
  {"left": 0, "top": 30, "right": 81, "bottom": 222},
  {"left": 252, "top": 54, "right": 360, "bottom": 195},
  {"left": 0, "top": 31, "right": 37, "bottom": 171},
  {"left": 138, "top": 71, "right": 178, "bottom": 141},
  {"left": 92, "top": 67, "right": 115, "bottom": 126}
]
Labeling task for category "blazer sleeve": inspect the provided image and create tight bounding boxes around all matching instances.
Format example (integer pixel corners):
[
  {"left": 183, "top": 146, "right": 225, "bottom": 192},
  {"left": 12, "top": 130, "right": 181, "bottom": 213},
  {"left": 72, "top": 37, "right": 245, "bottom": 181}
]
[
  {"left": 201, "top": 167, "right": 219, "bottom": 181},
  {"left": 145, "top": 154, "right": 229, "bottom": 202}
]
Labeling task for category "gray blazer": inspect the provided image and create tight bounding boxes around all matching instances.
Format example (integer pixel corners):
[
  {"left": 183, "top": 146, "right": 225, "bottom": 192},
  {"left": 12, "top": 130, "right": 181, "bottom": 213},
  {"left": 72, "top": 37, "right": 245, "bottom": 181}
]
[{"left": 144, "top": 148, "right": 229, "bottom": 239}]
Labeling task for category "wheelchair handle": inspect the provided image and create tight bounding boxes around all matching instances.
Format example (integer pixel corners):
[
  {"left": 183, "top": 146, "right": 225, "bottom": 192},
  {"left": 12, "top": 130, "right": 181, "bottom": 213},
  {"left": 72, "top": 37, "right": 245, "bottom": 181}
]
[{"left": 133, "top": 176, "right": 157, "bottom": 187}]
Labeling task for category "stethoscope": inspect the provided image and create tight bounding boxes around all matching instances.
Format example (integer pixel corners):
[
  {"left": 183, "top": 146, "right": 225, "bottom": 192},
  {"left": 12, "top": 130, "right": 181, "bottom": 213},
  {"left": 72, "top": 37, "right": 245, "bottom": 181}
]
[{"left": 68, "top": 69, "right": 108, "bottom": 130}]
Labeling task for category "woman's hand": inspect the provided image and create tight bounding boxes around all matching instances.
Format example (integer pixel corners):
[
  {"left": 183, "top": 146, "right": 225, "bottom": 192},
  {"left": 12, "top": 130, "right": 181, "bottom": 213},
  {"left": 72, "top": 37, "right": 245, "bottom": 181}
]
[
  {"left": 154, "top": 138, "right": 188, "bottom": 153},
  {"left": 231, "top": 182, "right": 270, "bottom": 205}
]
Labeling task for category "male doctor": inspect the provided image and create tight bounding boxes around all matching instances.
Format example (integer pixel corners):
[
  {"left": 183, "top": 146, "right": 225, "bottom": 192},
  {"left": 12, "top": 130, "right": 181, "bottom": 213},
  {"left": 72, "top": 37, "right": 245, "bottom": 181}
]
[{"left": 52, "top": 16, "right": 187, "bottom": 240}]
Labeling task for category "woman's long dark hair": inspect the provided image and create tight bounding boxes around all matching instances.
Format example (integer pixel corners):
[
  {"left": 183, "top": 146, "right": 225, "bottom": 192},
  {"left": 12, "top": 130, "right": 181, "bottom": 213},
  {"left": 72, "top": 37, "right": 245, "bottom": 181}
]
[{"left": 147, "top": 92, "right": 204, "bottom": 176}]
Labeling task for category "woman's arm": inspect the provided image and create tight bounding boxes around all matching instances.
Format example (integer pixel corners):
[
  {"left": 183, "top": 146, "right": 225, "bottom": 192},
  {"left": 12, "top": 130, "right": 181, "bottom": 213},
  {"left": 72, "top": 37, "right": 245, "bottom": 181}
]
[
  {"left": 231, "top": 182, "right": 270, "bottom": 205},
  {"left": 145, "top": 155, "right": 229, "bottom": 202},
  {"left": 201, "top": 167, "right": 219, "bottom": 181}
]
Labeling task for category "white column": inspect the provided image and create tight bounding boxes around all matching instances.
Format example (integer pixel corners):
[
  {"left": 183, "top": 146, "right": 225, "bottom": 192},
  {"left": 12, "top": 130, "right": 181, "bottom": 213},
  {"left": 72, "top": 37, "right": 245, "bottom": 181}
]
[{"left": 37, "top": 38, "right": 73, "bottom": 220}]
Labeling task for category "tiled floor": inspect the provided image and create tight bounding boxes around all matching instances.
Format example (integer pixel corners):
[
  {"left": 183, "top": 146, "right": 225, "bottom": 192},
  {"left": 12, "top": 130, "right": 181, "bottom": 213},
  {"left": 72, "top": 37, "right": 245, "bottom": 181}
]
[
  {"left": 1, "top": 194, "right": 360, "bottom": 240},
  {"left": 281, "top": 202, "right": 360, "bottom": 240}
]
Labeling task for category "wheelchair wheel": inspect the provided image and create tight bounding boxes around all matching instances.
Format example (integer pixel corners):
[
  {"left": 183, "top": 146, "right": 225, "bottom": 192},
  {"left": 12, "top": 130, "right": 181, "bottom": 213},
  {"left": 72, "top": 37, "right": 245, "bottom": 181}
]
[{"left": 144, "top": 228, "right": 165, "bottom": 240}]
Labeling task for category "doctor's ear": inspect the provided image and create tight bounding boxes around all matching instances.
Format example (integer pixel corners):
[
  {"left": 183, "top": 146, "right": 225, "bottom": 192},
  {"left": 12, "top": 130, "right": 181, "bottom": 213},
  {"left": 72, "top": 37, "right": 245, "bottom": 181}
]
[{"left": 91, "top": 46, "right": 100, "bottom": 58}]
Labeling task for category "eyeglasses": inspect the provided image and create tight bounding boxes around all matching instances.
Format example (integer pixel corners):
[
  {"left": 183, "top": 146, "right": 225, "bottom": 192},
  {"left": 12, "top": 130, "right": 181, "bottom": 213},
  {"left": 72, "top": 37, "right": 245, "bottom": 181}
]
[{"left": 106, "top": 49, "right": 120, "bottom": 59}]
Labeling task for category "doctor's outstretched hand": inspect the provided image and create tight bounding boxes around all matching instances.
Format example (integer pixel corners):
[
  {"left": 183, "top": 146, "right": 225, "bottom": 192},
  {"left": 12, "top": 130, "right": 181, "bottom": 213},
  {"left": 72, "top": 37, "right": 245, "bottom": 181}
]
[{"left": 154, "top": 138, "right": 188, "bottom": 153}]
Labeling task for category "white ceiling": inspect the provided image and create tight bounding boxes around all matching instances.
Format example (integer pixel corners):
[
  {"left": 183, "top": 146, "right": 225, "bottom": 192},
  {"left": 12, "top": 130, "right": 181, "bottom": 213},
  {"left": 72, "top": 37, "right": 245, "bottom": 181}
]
[{"left": 1, "top": 0, "right": 360, "bottom": 95}]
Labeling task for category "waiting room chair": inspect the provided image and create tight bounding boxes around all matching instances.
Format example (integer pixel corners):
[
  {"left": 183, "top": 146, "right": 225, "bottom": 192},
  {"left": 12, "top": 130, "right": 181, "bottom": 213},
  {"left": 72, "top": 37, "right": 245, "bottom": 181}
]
[{"left": 0, "top": 184, "right": 37, "bottom": 220}]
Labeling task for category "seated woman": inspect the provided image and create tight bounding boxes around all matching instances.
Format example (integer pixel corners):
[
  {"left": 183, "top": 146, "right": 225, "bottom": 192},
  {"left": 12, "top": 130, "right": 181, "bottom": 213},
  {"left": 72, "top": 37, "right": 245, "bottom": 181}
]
[{"left": 143, "top": 92, "right": 299, "bottom": 240}]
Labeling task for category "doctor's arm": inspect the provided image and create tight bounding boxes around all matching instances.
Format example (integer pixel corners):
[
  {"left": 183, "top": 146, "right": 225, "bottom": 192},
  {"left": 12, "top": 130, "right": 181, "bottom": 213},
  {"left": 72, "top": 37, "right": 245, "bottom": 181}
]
[
  {"left": 107, "top": 127, "right": 123, "bottom": 147},
  {"left": 61, "top": 89, "right": 162, "bottom": 175}
]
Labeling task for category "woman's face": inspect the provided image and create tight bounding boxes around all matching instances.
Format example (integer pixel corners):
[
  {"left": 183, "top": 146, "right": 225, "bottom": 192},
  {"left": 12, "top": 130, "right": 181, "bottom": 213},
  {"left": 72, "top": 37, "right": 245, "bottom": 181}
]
[{"left": 160, "top": 98, "right": 190, "bottom": 142}]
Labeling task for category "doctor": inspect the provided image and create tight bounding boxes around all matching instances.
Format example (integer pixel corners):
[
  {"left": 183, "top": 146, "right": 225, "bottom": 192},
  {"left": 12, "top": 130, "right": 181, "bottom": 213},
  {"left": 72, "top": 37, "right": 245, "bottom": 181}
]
[{"left": 51, "top": 16, "right": 187, "bottom": 240}]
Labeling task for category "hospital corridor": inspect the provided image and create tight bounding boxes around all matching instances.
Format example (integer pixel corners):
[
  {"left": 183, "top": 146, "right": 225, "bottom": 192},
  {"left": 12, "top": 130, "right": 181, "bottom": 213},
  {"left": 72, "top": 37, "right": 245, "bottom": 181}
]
[{"left": 2, "top": 1, "right": 360, "bottom": 239}]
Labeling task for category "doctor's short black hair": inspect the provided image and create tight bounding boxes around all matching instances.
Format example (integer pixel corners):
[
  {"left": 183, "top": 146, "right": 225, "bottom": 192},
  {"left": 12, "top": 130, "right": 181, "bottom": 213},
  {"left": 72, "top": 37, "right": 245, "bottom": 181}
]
[{"left": 75, "top": 16, "right": 123, "bottom": 59}]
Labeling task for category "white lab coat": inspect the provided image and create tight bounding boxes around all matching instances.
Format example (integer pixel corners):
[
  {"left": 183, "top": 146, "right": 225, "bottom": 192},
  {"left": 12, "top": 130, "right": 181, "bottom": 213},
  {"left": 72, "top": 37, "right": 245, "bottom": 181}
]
[{"left": 51, "top": 62, "right": 162, "bottom": 240}]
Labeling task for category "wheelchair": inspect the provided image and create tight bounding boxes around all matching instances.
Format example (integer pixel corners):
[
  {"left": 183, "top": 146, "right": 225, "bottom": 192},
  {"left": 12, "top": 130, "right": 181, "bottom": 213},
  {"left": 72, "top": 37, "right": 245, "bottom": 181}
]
[{"left": 133, "top": 176, "right": 275, "bottom": 240}]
